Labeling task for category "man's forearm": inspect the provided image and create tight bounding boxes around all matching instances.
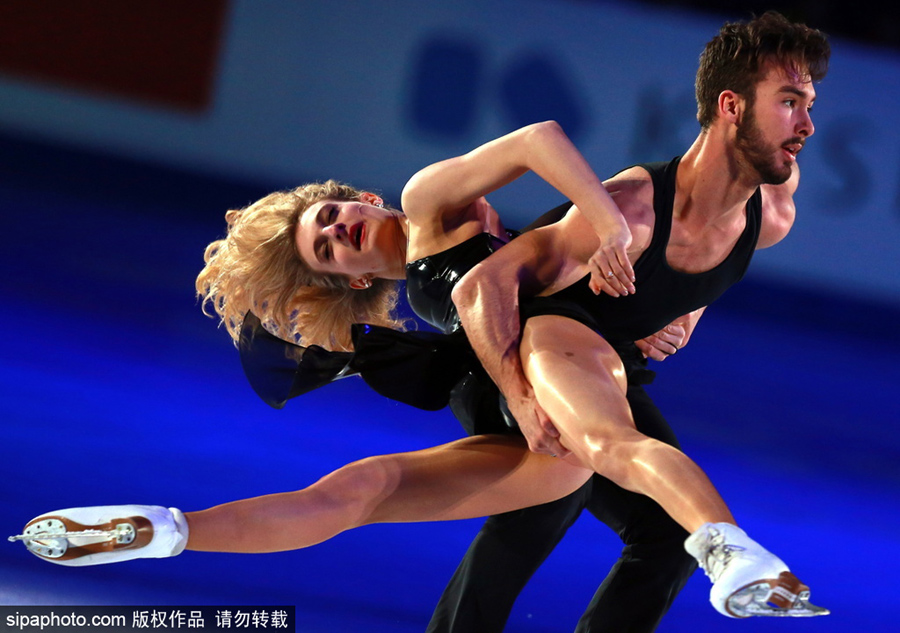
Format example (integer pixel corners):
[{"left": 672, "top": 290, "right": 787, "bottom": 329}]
[
  {"left": 451, "top": 222, "right": 574, "bottom": 449},
  {"left": 452, "top": 262, "right": 532, "bottom": 403}
]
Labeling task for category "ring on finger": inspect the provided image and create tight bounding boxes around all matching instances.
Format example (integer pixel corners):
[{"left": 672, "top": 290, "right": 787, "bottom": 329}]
[{"left": 606, "top": 270, "right": 614, "bottom": 278}]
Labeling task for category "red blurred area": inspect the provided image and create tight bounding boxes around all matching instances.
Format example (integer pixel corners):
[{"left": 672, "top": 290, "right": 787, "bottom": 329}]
[{"left": 0, "top": 0, "right": 229, "bottom": 112}]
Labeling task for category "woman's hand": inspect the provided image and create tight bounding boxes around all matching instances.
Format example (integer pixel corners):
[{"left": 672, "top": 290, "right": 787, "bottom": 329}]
[{"left": 587, "top": 215, "right": 636, "bottom": 296}]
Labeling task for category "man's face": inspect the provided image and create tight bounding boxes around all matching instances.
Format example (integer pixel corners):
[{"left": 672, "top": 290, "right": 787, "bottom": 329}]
[{"left": 735, "top": 63, "right": 817, "bottom": 185}]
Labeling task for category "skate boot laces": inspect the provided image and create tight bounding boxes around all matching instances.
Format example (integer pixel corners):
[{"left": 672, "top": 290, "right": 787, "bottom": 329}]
[{"left": 699, "top": 525, "right": 745, "bottom": 582}]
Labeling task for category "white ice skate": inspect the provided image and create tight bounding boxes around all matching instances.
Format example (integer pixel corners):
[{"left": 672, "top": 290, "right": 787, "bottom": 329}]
[
  {"left": 9, "top": 505, "right": 188, "bottom": 566},
  {"left": 685, "top": 522, "right": 829, "bottom": 618}
]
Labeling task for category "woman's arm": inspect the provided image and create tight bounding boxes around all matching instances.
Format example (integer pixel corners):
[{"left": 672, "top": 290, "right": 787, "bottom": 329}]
[{"left": 402, "top": 121, "right": 634, "bottom": 293}]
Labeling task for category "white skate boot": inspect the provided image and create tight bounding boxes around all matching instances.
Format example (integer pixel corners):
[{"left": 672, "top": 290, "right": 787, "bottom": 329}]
[
  {"left": 9, "top": 505, "right": 188, "bottom": 566},
  {"left": 685, "top": 523, "right": 829, "bottom": 618}
]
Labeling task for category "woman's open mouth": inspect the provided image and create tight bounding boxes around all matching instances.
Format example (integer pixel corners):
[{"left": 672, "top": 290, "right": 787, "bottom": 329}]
[{"left": 351, "top": 223, "right": 365, "bottom": 249}]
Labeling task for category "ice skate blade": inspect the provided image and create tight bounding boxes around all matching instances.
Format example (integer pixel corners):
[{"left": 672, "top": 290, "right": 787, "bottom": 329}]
[
  {"left": 17, "top": 515, "right": 153, "bottom": 562},
  {"left": 727, "top": 571, "right": 829, "bottom": 618}
]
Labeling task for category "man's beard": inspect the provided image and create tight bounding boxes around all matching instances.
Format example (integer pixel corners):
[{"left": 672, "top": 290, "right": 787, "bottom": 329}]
[{"left": 734, "top": 106, "right": 794, "bottom": 185}]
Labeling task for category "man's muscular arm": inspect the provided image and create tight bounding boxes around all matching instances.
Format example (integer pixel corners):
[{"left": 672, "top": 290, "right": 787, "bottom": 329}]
[
  {"left": 452, "top": 218, "right": 584, "bottom": 457},
  {"left": 452, "top": 176, "right": 654, "bottom": 456}
]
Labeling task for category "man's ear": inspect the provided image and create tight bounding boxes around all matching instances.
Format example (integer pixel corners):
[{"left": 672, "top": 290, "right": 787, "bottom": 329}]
[
  {"left": 360, "top": 192, "right": 384, "bottom": 207},
  {"left": 718, "top": 90, "right": 745, "bottom": 124},
  {"left": 349, "top": 276, "right": 372, "bottom": 290}
]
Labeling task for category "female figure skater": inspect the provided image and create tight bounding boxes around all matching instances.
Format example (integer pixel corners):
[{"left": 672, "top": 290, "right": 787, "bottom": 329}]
[{"left": 12, "top": 121, "right": 825, "bottom": 619}]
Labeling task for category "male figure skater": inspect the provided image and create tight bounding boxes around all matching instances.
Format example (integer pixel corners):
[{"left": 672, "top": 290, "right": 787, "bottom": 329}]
[{"left": 434, "top": 11, "right": 829, "bottom": 631}]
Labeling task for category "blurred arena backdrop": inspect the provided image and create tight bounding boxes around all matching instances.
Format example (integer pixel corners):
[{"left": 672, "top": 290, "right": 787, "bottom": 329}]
[{"left": 1, "top": 1, "right": 898, "bottom": 632}]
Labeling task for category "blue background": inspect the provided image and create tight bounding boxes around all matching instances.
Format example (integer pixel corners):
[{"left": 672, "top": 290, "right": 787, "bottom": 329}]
[{"left": 2, "top": 1, "right": 899, "bottom": 631}]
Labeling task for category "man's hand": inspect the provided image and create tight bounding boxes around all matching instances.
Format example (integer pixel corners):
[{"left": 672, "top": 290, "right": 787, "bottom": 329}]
[
  {"left": 636, "top": 322, "right": 688, "bottom": 361},
  {"left": 505, "top": 386, "right": 572, "bottom": 458},
  {"left": 635, "top": 307, "right": 705, "bottom": 360}
]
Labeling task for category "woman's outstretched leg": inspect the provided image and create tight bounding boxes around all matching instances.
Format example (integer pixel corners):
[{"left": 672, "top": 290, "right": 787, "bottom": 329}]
[
  {"left": 187, "top": 434, "right": 590, "bottom": 553},
  {"left": 12, "top": 435, "right": 591, "bottom": 563}
]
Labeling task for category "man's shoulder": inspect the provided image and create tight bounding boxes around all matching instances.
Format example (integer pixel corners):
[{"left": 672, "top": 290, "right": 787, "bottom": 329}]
[
  {"left": 605, "top": 167, "right": 655, "bottom": 226},
  {"left": 757, "top": 185, "right": 797, "bottom": 249},
  {"left": 605, "top": 164, "right": 653, "bottom": 197}
]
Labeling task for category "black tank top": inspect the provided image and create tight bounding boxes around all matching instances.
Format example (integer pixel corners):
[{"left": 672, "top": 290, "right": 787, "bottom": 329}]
[{"left": 545, "top": 157, "right": 762, "bottom": 341}]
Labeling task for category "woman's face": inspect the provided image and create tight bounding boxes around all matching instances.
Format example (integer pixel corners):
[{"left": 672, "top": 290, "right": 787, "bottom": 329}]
[{"left": 294, "top": 197, "right": 405, "bottom": 286}]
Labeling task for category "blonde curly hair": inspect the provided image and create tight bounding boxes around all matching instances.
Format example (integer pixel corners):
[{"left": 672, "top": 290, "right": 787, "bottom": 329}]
[{"left": 196, "top": 180, "right": 405, "bottom": 351}]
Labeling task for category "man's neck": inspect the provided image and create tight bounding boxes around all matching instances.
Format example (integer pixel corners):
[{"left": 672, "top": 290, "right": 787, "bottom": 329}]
[{"left": 676, "top": 130, "right": 760, "bottom": 226}]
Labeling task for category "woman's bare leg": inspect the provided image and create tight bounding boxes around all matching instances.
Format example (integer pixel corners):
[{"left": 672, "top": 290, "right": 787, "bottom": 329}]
[
  {"left": 186, "top": 434, "right": 591, "bottom": 553},
  {"left": 520, "top": 315, "right": 734, "bottom": 533}
]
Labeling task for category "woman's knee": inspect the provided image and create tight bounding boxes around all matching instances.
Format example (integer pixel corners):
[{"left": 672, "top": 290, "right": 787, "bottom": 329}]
[
  {"left": 312, "top": 455, "right": 400, "bottom": 525},
  {"left": 577, "top": 431, "right": 651, "bottom": 487}
]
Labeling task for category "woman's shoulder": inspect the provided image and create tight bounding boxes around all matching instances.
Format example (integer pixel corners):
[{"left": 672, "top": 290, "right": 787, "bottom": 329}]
[
  {"left": 407, "top": 231, "right": 502, "bottom": 270},
  {"left": 406, "top": 197, "right": 502, "bottom": 262}
]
